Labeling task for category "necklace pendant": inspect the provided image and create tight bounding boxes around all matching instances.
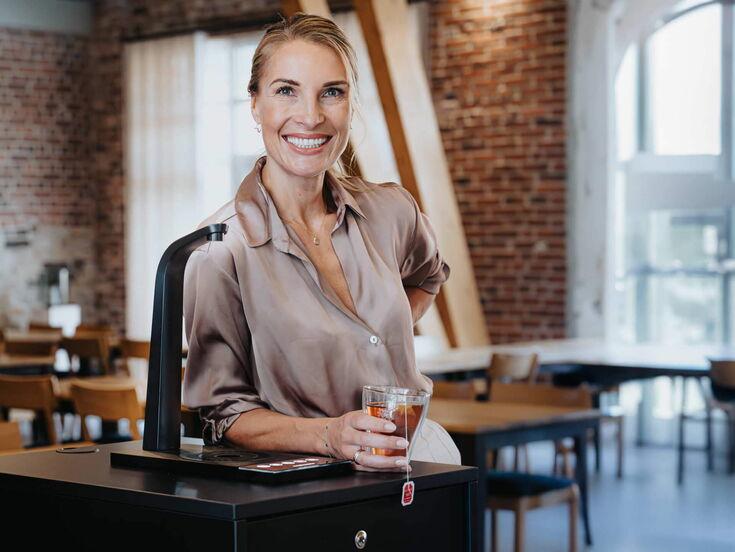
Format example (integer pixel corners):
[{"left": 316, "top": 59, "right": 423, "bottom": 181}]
[{"left": 313, "top": 235, "right": 320, "bottom": 246}]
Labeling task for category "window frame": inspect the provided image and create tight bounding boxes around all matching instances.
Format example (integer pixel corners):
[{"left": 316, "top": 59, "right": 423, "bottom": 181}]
[{"left": 616, "top": 0, "right": 734, "bottom": 344}]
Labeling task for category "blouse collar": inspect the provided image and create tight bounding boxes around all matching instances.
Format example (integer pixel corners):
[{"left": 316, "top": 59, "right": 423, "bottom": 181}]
[{"left": 234, "top": 156, "right": 366, "bottom": 248}]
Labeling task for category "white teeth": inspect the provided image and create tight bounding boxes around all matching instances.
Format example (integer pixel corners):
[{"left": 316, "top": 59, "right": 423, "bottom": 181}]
[{"left": 285, "top": 136, "right": 328, "bottom": 149}]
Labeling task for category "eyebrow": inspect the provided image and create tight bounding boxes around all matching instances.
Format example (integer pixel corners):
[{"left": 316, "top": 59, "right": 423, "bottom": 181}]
[{"left": 269, "top": 78, "right": 349, "bottom": 87}]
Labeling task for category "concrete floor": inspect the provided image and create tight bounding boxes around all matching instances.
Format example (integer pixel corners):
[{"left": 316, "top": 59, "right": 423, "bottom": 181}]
[{"left": 489, "top": 425, "right": 735, "bottom": 552}]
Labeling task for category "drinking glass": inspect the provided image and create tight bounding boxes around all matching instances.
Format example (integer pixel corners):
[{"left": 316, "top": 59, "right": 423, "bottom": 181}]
[{"left": 362, "top": 385, "right": 430, "bottom": 460}]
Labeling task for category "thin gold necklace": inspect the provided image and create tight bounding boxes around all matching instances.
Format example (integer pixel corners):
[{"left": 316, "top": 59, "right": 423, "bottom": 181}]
[{"left": 282, "top": 210, "right": 330, "bottom": 246}]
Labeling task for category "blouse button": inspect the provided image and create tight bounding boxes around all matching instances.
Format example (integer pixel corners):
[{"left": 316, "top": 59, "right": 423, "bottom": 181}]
[{"left": 369, "top": 335, "right": 379, "bottom": 345}]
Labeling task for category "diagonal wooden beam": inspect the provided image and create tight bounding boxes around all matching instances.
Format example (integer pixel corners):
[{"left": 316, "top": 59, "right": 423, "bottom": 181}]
[
  {"left": 281, "top": 0, "right": 483, "bottom": 346},
  {"left": 281, "top": 0, "right": 331, "bottom": 19},
  {"left": 354, "top": 0, "right": 488, "bottom": 347}
]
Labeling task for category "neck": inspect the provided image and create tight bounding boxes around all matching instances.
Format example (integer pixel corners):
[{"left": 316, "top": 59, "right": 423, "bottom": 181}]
[{"left": 261, "top": 158, "right": 328, "bottom": 225}]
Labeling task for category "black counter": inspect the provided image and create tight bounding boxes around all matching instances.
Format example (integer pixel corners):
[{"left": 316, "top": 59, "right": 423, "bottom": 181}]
[{"left": 0, "top": 438, "right": 477, "bottom": 551}]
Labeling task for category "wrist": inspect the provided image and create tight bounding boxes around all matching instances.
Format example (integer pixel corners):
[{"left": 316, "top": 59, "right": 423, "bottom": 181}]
[{"left": 315, "top": 417, "right": 336, "bottom": 457}]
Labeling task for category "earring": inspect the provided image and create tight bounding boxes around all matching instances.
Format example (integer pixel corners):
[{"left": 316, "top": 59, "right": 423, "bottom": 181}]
[{"left": 255, "top": 124, "right": 262, "bottom": 134}]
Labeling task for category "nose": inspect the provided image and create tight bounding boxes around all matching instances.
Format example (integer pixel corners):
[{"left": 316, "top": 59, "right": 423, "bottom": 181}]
[{"left": 294, "top": 95, "right": 325, "bottom": 128}]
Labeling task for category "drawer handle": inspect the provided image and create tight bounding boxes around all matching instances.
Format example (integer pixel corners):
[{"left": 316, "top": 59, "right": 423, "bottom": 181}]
[{"left": 354, "top": 529, "right": 368, "bottom": 549}]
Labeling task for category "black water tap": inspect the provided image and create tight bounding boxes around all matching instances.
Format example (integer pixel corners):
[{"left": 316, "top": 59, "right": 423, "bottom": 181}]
[{"left": 143, "top": 224, "right": 227, "bottom": 452}]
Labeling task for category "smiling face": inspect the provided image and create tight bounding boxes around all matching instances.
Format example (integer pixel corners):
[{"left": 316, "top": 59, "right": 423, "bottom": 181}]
[{"left": 251, "top": 39, "right": 352, "bottom": 179}]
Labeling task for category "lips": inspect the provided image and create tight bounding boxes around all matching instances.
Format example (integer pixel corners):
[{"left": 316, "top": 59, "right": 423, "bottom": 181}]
[{"left": 282, "top": 134, "right": 332, "bottom": 149}]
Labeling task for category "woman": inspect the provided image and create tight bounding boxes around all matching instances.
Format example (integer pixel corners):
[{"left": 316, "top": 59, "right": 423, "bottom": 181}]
[{"left": 183, "top": 13, "right": 460, "bottom": 471}]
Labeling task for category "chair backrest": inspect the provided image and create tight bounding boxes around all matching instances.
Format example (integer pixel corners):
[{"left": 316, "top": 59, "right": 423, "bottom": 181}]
[
  {"left": 490, "top": 381, "right": 593, "bottom": 409},
  {"left": 61, "top": 336, "right": 110, "bottom": 373},
  {"left": 0, "top": 421, "right": 23, "bottom": 451},
  {"left": 0, "top": 375, "right": 59, "bottom": 443},
  {"left": 70, "top": 380, "right": 143, "bottom": 440},
  {"left": 488, "top": 353, "right": 539, "bottom": 382},
  {"left": 432, "top": 380, "right": 477, "bottom": 400},
  {"left": 120, "top": 339, "right": 150, "bottom": 360},
  {"left": 710, "top": 360, "right": 735, "bottom": 389}
]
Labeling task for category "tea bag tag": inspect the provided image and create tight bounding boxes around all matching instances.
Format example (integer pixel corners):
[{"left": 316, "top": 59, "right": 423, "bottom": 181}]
[
  {"left": 401, "top": 480, "right": 415, "bottom": 507},
  {"left": 400, "top": 395, "right": 414, "bottom": 507}
]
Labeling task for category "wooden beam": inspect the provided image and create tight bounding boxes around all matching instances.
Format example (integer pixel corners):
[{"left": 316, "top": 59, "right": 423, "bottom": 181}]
[
  {"left": 354, "top": 0, "right": 488, "bottom": 347},
  {"left": 281, "top": 0, "right": 331, "bottom": 19}
]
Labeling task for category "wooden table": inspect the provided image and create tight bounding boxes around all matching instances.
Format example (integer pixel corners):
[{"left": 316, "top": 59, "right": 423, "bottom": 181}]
[
  {"left": 429, "top": 398, "right": 601, "bottom": 552},
  {"left": 2, "top": 329, "right": 62, "bottom": 343},
  {"left": 0, "top": 353, "right": 56, "bottom": 374}
]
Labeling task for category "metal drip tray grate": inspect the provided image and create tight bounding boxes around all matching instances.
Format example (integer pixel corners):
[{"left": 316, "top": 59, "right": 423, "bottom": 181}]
[{"left": 179, "top": 449, "right": 262, "bottom": 463}]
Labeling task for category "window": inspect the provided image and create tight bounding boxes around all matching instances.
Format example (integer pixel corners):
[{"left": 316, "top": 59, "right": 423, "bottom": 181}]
[
  {"left": 613, "top": 0, "right": 731, "bottom": 346},
  {"left": 646, "top": 2, "right": 721, "bottom": 155}
]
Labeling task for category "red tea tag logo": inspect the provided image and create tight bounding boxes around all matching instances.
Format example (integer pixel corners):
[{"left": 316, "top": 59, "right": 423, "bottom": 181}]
[{"left": 401, "top": 480, "right": 414, "bottom": 507}]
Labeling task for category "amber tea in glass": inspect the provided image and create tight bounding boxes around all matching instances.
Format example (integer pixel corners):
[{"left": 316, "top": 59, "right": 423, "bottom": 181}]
[{"left": 362, "top": 386, "right": 430, "bottom": 458}]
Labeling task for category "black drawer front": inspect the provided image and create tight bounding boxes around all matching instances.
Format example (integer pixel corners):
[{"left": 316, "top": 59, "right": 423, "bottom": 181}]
[{"left": 245, "top": 482, "right": 471, "bottom": 552}]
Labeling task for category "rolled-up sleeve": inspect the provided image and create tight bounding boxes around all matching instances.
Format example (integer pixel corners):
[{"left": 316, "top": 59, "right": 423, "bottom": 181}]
[
  {"left": 183, "top": 242, "right": 268, "bottom": 445},
  {"left": 399, "top": 192, "right": 450, "bottom": 295}
]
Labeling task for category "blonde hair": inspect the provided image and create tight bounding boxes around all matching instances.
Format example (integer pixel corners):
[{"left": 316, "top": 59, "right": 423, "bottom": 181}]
[{"left": 248, "top": 13, "right": 365, "bottom": 193}]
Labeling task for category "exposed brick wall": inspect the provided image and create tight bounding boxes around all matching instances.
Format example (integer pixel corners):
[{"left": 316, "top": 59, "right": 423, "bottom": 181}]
[
  {"left": 85, "top": 0, "right": 568, "bottom": 340},
  {"left": 0, "top": 28, "right": 96, "bottom": 326},
  {"left": 429, "top": 0, "right": 567, "bottom": 343},
  {"left": 89, "top": 0, "right": 282, "bottom": 332}
]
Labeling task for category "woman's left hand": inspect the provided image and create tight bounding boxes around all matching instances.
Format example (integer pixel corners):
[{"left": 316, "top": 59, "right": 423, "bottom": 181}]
[{"left": 325, "top": 411, "right": 412, "bottom": 473}]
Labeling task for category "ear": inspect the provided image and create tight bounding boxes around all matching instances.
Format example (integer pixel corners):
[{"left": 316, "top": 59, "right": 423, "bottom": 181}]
[{"left": 250, "top": 95, "right": 261, "bottom": 125}]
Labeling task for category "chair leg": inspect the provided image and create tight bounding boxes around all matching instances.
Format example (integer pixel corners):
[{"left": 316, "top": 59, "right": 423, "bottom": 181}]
[
  {"left": 80, "top": 415, "right": 91, "bottom": 442},
  {"left": 616, "top": 416, "right": 624, "bottom": 479},
  {"left": 521, "top": 444, "right": 531, "bottom": 473},
  {"left": 706, "top": 405, "right": 714, "bottom": 472},
  {"left": 514, "top": 505, "right": 525, "bottom": 552},
  {"left": 677, "top": 412, "right": 685, "bottom": 485},
  {"left": 593, "top": 427, "right": 601, "bottom": 473},
  {"left": 569, "top": 492, "right": 579, "bottom": 552},
  {"left": 491, "top": 509, "right": 499, "bottom": 552}
]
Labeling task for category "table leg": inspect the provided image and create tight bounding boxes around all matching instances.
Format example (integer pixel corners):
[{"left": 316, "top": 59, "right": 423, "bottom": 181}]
[
  {"left": 455, "top": 434, "right": 485, "bottom": 552},
  {"left": 573, "top": 431, "right": 592, "bottom": 547}
]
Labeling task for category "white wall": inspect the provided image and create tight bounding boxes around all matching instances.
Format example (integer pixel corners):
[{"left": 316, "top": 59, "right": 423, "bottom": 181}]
[{"left": 566, "top": 0, "right": 681, "bottom": 339}]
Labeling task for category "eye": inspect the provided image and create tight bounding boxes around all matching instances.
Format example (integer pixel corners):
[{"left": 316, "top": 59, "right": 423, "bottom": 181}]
[
  {"left": 275, "top": 85, "right": 294, "bottom": 96},
  {"left": 323, "top": 87, "right": 345, "bottom": 98}
]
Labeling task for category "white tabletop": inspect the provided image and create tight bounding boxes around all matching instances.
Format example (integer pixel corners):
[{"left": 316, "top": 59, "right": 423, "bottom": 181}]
[{"left": 416, "top": 338, "right": 735, "bottom": 377}]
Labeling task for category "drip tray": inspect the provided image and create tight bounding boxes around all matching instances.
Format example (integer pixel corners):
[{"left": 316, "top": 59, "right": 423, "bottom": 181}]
[{"left": 111, "top": 442, "right": 352, "bottom": 484}]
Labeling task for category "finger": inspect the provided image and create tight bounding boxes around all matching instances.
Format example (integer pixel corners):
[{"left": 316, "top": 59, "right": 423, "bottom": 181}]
[
  {"left": 354, "top": 452, "right": 411, "bottom": 471},
  {"left": 353, "top": 463, "right": 413, "bottom": 473},
  {"left": 350, "top": 413, "right": 397, "bottom": 434},
  {"left": 349, "top": 428, "right": 408, "bottom": 451}
]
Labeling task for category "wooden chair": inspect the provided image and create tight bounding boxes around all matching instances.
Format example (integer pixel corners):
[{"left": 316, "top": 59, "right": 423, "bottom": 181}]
[
  {"left": 70, "top": 380, "right": 144, "bottom": 441},
  {"left": 487, "top": 382, "right": 591, "bottom": 552},
  {"left": 61, "top": 336, "right": 111, "bottom": 375},
  {"left": 491, "top": 382, "right": 595, "bottom": 477},
  {"left": 487, "top": 353, "right": 540, "bottom": 390},
  {"left": 28, "top": 322, "right": 56, "bottom": 331},
  {"left": 76, "top": 323, "right": 115, "bottom": 333},
  {"left": 0, "top": 421, "right": 23, "bottom": 451},
  {"left": 0, "top": 375, "right": 60, "bottom": 444},
  {"left": 485, "top": 353, "right": 540, "bottom": 471},
  {"left": 115, "top": 339, "right": 150, "bottom": 376},
  {"left": 432, "top": 380, "right": 478, "bottom": 400},
  {"left": 679, "top": 359, "right": 735, "bottom": 484}
]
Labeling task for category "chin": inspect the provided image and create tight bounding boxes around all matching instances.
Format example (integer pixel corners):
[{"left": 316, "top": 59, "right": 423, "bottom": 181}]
[{"left": 281, "top": 152, "right": 337, "bottom": 178}]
